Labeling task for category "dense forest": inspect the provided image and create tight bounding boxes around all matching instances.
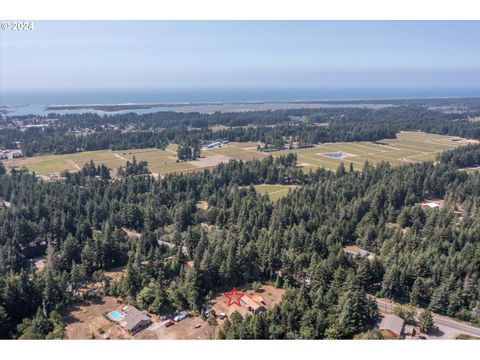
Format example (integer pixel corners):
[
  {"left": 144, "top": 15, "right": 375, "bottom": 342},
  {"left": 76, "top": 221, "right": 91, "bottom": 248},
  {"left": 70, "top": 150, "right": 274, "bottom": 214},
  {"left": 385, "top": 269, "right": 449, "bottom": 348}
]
[
  {"left": 0, "top": 140, "right": 479, "bottom": 339},
  {"left": 3, "top": 105, "right": 480, "bottom": 156},
  {"left": 439, "top": 143, "right": 480, "bottom": 168}
]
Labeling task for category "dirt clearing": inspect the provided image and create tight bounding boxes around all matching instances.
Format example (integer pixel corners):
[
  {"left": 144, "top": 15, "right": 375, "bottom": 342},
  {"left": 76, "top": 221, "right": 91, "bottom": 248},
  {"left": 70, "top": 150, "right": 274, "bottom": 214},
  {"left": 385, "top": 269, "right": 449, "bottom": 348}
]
[
  {"left": 189, "top": 154, "right": 233, "bottom": 168},
  {"left": 162, "top": 317, "right": 216, "bottom": 340},
  {"left": 64, "top": 296, "right": 130, "bottom": 339},
  {"left": 212, "top": 284, "right": 285, "bottom": 320},
  {"left": 196, "top": 200, "right": 209, "bottom": 210}
]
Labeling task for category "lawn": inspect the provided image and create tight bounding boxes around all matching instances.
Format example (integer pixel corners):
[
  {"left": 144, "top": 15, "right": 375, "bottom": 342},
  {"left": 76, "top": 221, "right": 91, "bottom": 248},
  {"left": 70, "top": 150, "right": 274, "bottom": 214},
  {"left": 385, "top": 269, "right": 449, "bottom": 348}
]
[{"left": 254, "top": 184, "right": 298, "bottom": 201}]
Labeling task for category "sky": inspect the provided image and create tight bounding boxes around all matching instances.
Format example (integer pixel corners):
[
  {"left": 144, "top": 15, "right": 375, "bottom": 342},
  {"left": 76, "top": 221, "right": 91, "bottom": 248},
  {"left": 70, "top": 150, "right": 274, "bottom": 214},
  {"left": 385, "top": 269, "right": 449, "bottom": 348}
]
[{"left": 1, "top": 21, "right": 480, "bottom": 92}]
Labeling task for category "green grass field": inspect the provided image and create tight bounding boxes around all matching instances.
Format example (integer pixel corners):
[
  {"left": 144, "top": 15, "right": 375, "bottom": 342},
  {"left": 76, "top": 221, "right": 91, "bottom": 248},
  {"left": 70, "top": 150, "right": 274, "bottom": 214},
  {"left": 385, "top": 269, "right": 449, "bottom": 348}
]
[
  {"left": 1, "top": 142, "right": 262, "bottom": 176},
  {"left": 253, "top": 184, "right": 298, "bottom": 201},
  {"left": 202, "top": 142, "right": 267, "bottom": 162},
  {"left": 3, "top": 148, "right": 177, "bottom": 176},
  {"left": 1, "top": 132, "right": 473, "bottom": 176},
  {"left": 273, "top": 131, "right": 472, "bottom": 172},
  {"left": 3, "top": 149, "right": 125, "bottom": 174}
]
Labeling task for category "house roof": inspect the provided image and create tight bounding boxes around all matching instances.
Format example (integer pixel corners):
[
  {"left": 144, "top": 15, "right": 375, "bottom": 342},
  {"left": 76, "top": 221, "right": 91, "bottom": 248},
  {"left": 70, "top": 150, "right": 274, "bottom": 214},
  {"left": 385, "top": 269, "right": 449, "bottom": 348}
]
[
  {"left": 379, "top": 314, "right": 404, "bottom": 336},
  {"left": 249, "top": 293, "right": 265, "bottom": 304},
  {"left": 420, "top": 200, "right": 443, "bottom": 209},
  {"left": 421, "top": 202, "right": 439, "bottom": 208},
  {"left": 343, "top": 245, "right": 375, "bottom": 259},
  {"left": 241, "top": 293, "right": 265, "bottom": 311},
  {"left": 183, "top": 260, "right": 194, "bottom": 273},
  {"left": 123, "top": 306, "right": 150, "bottom": 331}
]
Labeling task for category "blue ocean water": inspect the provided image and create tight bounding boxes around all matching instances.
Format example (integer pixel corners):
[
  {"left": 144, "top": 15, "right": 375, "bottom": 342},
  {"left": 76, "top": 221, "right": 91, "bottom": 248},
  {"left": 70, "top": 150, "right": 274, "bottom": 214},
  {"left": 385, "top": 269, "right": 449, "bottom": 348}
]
[{"left": 2, "top": 87, "right": 480, "bottom": 116}]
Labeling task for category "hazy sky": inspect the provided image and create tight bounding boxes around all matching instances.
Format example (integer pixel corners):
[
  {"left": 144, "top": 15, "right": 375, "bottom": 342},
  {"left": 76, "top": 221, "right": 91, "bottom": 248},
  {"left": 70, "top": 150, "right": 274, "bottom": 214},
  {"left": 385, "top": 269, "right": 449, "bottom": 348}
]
[{"left": 1, "top": 21, "right": 480, "bottom": 91}]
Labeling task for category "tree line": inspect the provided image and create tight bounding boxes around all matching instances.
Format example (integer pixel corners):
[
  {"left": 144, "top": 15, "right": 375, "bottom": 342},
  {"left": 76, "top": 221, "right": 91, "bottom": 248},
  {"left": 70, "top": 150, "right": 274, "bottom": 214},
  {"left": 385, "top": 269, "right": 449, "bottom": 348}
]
[{"left": 4, "top": 105, "right": 480, "bottom": 156}]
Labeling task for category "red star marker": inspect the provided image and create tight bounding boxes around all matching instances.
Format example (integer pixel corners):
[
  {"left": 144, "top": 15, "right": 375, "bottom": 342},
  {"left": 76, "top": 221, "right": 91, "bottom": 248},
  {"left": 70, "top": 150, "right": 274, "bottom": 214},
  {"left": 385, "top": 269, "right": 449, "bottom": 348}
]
[{"left": 224, "top": 287, "right": 245, "bottom": 307}]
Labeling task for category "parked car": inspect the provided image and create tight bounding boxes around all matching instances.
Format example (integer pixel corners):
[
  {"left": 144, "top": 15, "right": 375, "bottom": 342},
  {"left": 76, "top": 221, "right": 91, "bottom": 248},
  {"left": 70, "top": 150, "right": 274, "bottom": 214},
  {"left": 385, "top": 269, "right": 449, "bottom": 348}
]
[
  {"left": 165, "top": 320, "right": 175, "bottom": 327},
  {"left": 174, "top": 312, "right": 188, "bottom": 322},
  {"left": 218, "top": 312, "right": 226, "bottom": 320}
]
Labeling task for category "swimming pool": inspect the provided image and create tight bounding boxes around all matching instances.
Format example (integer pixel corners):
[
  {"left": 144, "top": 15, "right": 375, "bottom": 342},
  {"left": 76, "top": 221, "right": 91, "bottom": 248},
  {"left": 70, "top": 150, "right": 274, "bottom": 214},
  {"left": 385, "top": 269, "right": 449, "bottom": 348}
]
[{"left": 109, "top": 310, "right": 123, "bottom": 321}]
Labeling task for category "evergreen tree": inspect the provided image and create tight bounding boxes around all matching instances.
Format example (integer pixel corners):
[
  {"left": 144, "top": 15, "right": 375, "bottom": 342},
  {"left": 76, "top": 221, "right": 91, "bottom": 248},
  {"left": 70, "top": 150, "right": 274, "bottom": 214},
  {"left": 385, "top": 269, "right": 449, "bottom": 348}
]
[{"left": 418, "top": 309, "right": 435, "bottom": 333}]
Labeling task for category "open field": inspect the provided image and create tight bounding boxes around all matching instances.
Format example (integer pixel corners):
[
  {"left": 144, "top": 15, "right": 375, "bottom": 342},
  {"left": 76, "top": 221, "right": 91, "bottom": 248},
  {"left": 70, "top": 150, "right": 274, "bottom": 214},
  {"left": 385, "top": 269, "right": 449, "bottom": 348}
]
[
  {"left": 1, "top": 142, "right": 264, "bottom": 177},
  {"left": 64, "top": 295, "right": 164, "bottom": 340},
  {"left": 64, "top": 296, "right": 131, "bottom": 340},
  {"left": 161, "top": 316, "right": 216, "bottom": 340},
  {"left": 202, "top": 142, "right": 267, "bottom": 162},
  {"left": 272, "top": 131, "right": 476, "bottom": 171},
  {"left": 2, "top": 132, "right": 475, "bottom": 176},
  {"left": 2, "top": 149, "right": 125, "bottom": 175},
  {"left": 254, "top": 184, "right": 299, "bottom": 201}
]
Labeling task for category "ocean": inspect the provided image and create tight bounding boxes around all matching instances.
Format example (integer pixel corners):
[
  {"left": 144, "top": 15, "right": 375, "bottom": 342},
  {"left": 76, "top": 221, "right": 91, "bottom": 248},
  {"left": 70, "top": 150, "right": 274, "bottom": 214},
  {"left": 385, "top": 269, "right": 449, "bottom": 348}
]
[{"left": 1, "top": 88, "right": 480, "bottom": 116}]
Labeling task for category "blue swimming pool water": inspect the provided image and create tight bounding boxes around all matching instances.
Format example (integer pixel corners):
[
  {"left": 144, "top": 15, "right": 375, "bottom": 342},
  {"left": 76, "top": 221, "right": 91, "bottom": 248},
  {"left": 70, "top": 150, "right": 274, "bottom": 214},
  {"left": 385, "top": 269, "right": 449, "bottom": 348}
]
[{"left": 110, "top": 310, "right": 123, "bottom": 321}]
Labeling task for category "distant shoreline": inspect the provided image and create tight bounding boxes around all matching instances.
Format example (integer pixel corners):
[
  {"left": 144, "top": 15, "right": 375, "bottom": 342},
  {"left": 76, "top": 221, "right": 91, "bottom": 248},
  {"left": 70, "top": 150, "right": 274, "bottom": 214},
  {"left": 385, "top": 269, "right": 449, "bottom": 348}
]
[
  {"left": 43, "top": 96, "right": 480, "bottom": 112},
  {"left": 44, "top": 99, "right": 389, "bottom": 112}
]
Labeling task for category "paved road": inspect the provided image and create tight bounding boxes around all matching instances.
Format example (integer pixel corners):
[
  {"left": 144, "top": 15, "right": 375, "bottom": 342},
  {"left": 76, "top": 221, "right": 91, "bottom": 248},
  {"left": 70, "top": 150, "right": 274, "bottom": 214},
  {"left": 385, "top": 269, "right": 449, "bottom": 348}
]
[
  {"left": 375, "top": 298, "right": 480, "bottom": 338},
  {"left": 433, "top": 314, "right": 480, "bottom": 337}
]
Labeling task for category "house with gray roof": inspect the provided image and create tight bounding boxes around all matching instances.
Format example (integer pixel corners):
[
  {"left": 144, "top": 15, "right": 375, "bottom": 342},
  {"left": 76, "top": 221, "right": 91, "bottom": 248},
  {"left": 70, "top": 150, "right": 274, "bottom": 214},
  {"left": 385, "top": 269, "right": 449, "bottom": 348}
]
[{"left": 120, "top": 306, "right": 152, "bottom": 335}]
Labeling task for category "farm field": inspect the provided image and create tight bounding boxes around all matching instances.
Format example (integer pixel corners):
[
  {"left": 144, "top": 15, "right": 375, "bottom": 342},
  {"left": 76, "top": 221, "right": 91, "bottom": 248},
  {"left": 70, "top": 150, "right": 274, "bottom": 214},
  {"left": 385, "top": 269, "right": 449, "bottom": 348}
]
[
  {"left": 272, "top": 131, "right": 476, "bottom": 171},
  {"left": 202, "top": 141, "right": 267, "bottom": 162},
  {"left": 254, "top": 184, "right": 299, "bottom": 201},
  {"left": 1, "top": 142, "right": 265, "bottom": 177},
  {"left": 1, "top": 132, "right": 475, "bottom": 177},
  {"left": 2, "top": 149, "right": 127, "bottom": 175}
]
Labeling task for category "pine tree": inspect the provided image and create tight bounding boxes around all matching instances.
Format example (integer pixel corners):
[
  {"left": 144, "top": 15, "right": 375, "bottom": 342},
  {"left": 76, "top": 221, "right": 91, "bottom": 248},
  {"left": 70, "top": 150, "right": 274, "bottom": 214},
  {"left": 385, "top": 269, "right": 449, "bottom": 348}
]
[
  {"left": 338, "top": 286, "right": 378, "bottom": 337},
  {"left": 418, "top": 309, "right": 435, "bottom": 333}
]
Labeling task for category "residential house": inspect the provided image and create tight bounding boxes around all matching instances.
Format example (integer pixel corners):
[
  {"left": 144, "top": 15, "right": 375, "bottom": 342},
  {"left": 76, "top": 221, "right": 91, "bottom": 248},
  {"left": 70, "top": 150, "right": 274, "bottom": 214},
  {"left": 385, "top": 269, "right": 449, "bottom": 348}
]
[
  {"left": 241, "top": 292, "right": 266, "bottom": 314},
  {"left": 420, "top": 200, "right": 444, "bottom": 209},
  {"left": 121, "top": 306, "right": 152, "bottom": 335},
  {"left": 343, "top": 245, "right": 376, "bottom": 261}
]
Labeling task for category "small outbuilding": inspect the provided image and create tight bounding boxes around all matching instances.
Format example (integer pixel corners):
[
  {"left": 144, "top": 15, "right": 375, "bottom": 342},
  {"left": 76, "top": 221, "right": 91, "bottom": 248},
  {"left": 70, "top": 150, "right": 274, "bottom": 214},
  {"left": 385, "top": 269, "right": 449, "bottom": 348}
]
[{"left": 378, "top": 314, "right": 404, "bottom": 339}]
